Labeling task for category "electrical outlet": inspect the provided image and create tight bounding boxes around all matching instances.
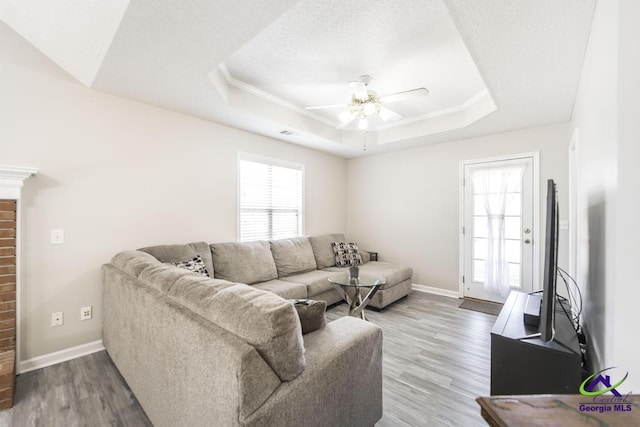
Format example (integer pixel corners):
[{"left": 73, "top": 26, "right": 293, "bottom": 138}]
[
  {"left": 80, "top": 306, "right": 92, "bottom": 321},
  {"left": 51, "top": 312, "right": 63, "bottom": 327}
]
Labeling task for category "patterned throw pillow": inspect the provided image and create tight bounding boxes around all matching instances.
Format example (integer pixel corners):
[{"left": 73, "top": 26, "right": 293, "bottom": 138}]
[
  {"left": 332, "top": 242, "right": 363, "bottom": 267},
  {"left": 169, "top": 255, "right": 210, "bottom": 277}
]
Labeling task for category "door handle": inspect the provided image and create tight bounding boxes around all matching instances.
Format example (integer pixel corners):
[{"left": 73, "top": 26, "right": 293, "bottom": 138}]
[{"left": 524, "top": 239, "right": 531, "bottom": 244}]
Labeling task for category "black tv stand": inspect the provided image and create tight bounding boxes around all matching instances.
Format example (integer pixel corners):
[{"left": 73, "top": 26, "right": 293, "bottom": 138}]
[{"left": 491, "top": 291, "right": 581, "bottom": 395}]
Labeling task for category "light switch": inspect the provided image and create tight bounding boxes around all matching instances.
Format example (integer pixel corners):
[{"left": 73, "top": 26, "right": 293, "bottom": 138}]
[
  {"left": 50, "top": 229, "right": 64, "bottom": 244},
  {"left": 559, "top": 220, "right": 569, "bottom": 230}
]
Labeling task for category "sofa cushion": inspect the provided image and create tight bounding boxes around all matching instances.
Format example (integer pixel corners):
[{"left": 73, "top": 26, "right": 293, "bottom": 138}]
[
  {"left": 270, "top": 237, "right": 317, "bottom": 277},
  {"left": 281, "top": 270, "right": 337, "bottom": 297},
  {"left": 167, "top": 276, "right": 306, "bottom": 381},
  {"left": 138, "top": 263, "right": 203, "bottom": 294},
  {"left": 110, "top": 251, "right": 161, "bottom": 277},
  {"left": 210, "top": 241, "right": 277, "bottom": 285},
  {"left": 309, "top": 233, "right": 347, "bottom": 269},
  {"left": 332, "top": 242, "right": 363, "bottom": 267},
  {"left": 138, "top": 242, "right": 214, "bottom": 278},
  {"left": 169, "top": 255, "right": 210, "bottom": 277},
  {"left": 252, "top": 279, "right": 308, "bottom": 300}
]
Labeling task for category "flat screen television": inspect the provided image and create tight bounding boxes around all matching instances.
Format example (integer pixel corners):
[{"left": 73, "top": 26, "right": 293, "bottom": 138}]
[{"left": 539, "top": 179, "right": 559, "bottom": 342}]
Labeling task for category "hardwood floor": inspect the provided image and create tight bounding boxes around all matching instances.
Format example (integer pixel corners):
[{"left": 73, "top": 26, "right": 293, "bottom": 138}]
[
  {"left": 0, "top": 291, "right": 495, "bottom": 426},
  {"left": 327, "top": 292, "right": 494, "bottom": 427},
  {"left": 0, "top": 351, "right": 152, "bottom": 427}
]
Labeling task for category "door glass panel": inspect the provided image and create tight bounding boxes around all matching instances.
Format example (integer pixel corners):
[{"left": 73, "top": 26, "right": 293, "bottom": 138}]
[
  {"left": 473, "top": 216, "right": 488, "bottom": 238},
  {"left": 474, "top": 195, "right": 486, "bottom": 215},
  {"left": 508, "top": 263, "right": 521, "bottom": 287},
  {"left": 473, "top": 259, "right": 485, "bottom": 283},
  {"left": 473, "top": 238, "right": 487, "bottom": 260},
  {"left": 505, "top": 217, "right": 521, "bottom": 239},
  {"left": 505, "top": 193, "right": 522, "bottom": 216},
  {"left": 505, "top": 239, "right": 521, "bottom": 263}
]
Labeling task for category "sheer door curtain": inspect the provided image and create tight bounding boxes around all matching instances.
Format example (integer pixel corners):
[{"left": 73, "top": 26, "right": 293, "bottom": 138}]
[{"left": 471, "top": 164, "right": 525, "bottom": 296}]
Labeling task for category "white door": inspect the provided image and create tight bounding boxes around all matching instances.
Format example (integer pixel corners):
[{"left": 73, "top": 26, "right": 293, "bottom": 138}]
[{"left": 462, "top": 156, "right": 535, "bottom": 303}]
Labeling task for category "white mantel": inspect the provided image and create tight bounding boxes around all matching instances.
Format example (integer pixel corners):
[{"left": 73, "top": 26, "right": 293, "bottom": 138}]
[{"left": 0, "top": 165, "right": 38, "bottom": 199}]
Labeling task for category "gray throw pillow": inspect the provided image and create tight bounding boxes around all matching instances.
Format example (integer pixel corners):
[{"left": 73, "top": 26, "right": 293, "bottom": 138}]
[{"left": 290, "top": 299, "right": 327, "bottom": 334}]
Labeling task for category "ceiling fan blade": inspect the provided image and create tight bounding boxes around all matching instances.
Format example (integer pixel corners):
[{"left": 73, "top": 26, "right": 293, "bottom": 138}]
[
  {"left": 379, "top": 106, "right": 404, "bottom": 122},
  {"left": 336, "top": 111, "right": 357, "bottom": 129},
  {"left": 348, "top": 81, "right": 369, "bottom": 101},
  {"left": 379, "top": 88, "right": 429, "bottom": 104},
  {"left": 305, "top": 103, "right": 349, "bottom": 110}
]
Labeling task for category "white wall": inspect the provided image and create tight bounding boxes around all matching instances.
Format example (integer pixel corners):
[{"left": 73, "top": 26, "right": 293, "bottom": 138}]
[
  {"left": 571, "top": 0, "right": 640, "bottom": 391},
  {"left": 347, "top": 123, "right": 570, "bottom": 293},
  {"left": 615, "top": 0, "right": 640, "bottom": 393},
  {"left": 570, "top": 0, "right": 618, "bottom": 380},
  {"left": 0, "top": 23, "right": 348, "bottom": 361}
]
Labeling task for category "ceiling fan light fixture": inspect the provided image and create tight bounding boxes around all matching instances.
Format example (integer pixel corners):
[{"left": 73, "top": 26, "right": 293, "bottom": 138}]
[
  {"left": 363, "top": 102, "right": 378, "bottom": 116},
  {"left": 378, "top": 107, "right": 392, "bottom": 121},
  {"left": 309, "top": 75, "right": 420, "bottom": 130},
  {"left": 338, "top": 110, "right": 354, "bottom": 123}
]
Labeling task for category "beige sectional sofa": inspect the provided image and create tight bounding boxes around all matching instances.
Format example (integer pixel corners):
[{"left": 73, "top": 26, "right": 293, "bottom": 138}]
[{"left": 102, "top": 234, "right": 411, "bottom": 426}]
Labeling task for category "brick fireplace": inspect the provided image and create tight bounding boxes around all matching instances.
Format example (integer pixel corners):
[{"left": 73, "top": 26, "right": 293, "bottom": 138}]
[{"left": 0, "top": 166, "right": 37, "bottom": 409}]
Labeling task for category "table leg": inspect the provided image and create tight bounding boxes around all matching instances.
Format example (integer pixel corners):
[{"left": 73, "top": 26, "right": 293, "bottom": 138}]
[
  {"left": 348, "top": 286, "right": 380, "bottom": 320},
  {"left": 330, "top": 282, "right": 381, "bottom": 320}
]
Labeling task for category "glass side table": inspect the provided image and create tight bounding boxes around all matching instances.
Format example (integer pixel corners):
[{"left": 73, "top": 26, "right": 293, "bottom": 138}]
[{"left": 327, "top": 272, "right": 386, "bottom": 320}]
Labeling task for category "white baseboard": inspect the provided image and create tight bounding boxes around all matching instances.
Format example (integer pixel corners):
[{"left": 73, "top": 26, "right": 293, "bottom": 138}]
[
  {"left": 18, "top": 340, "right": 105, "bottom": 374},
  {"left": 412, "top": 284, "right": 460, "bottom": 299}
]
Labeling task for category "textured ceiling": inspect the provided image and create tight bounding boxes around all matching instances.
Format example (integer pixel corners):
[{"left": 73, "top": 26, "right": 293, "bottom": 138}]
[
  {"left": 224, "top": 0, "right": 487, "bottom": 129},
  {"left": 0, "top": 0, "right": 130, "bottom": 86},
  {"left": 0, "top": 0, "right": 596, "bottom": 158}
]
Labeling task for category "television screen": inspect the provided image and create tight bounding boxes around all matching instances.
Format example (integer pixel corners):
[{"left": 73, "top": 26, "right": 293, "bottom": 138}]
[{"left": 539, "top": 179, "right": 558, "bottom": 342}]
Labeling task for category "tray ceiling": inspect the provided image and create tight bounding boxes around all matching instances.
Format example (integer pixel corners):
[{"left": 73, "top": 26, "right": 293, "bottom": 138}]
[
  {"left": 223, "top": 0, "right": 490, "bottom": 131},
  {"left": 0, "top": 0, "right": 596, "bottom": 157}
]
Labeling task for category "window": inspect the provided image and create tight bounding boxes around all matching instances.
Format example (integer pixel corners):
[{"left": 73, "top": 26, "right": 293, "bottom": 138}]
[{"left": 238, "top": 153, "right": 304, "bottom": 242}]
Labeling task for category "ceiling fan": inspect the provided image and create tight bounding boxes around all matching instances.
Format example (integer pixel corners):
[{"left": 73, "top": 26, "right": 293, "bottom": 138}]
[{"left": 305, "top": 75, "right": 429, "bottom": 130}]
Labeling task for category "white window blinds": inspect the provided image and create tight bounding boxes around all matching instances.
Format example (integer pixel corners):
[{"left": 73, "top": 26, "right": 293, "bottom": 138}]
[{"left": 238, "top": 155, "right": 303, "bottom": 242}]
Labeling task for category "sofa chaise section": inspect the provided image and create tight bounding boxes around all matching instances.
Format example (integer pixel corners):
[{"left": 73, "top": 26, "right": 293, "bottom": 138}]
[{"left": 309, "top": 234, "right": 413, "bottom": 309}]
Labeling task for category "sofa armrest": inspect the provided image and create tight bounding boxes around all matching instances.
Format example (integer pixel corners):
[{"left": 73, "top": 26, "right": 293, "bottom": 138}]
[
  {"left": 243, "top": 317, "right": 383, "bottom": 427},
  {"left": 103, "top": 264, "right": 282, "bottom": 426}
]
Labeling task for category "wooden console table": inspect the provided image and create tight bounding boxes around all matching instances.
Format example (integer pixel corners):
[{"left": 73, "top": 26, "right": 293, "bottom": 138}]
[{"left": 476, "top": 394, "right": 640, "bottom": 426}]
